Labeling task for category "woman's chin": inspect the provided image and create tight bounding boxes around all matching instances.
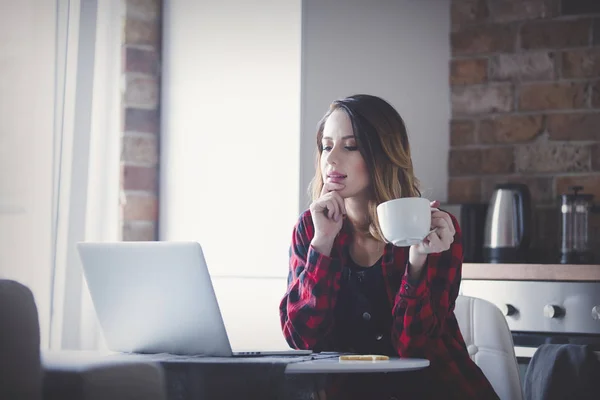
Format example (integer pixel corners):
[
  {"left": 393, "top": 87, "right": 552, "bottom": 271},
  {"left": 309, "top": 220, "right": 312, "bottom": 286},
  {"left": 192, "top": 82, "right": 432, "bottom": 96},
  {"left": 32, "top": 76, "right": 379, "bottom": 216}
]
[{"left": 343, "top": 189, "right": 371, "bottom": 202}]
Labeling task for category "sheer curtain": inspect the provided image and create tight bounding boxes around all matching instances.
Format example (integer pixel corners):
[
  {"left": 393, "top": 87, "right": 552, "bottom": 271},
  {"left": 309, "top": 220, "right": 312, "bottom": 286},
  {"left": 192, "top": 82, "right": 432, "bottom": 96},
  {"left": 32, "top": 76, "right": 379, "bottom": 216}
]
[
  {"left": 49, "top": 0, "right": 122, "bottom": 351},
  {"left": 0, "top": 0, "right": 57, "bottom": 348}
]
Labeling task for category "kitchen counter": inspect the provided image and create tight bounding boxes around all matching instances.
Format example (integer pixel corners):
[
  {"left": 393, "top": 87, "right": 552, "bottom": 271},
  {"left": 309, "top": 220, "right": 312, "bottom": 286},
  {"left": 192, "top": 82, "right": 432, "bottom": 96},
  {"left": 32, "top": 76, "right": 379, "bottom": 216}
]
[{"left": 462, "top": 263, "right": 600, "bottom": 281}]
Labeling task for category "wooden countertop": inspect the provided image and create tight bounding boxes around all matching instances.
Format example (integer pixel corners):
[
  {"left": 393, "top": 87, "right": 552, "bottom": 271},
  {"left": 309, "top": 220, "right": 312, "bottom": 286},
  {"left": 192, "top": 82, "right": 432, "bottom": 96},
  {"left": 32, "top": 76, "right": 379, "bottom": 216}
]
[{"left": 462, "top": 263, "right": 600, "bottom": 281}]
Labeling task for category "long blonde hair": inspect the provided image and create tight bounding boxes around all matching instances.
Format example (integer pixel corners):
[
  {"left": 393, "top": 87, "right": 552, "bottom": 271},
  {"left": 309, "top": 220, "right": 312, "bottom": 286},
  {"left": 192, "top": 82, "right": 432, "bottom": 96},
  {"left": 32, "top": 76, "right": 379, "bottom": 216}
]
[{"left": 309, "top": 94, "right": 421, "bottom": 242}]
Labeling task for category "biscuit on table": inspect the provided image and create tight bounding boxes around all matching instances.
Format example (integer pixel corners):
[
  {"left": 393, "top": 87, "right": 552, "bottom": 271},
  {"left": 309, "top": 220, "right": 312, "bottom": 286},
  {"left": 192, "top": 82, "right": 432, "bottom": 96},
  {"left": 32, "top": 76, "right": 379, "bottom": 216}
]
[{"left": 338, "top": 354, "right": 389, "bottom": 361}]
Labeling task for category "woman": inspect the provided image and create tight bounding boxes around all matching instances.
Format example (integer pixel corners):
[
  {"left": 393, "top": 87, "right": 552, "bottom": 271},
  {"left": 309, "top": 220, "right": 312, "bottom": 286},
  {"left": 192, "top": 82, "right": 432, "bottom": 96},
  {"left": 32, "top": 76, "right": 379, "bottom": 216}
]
[{"left": 279, "top": 94, "right": 498, "bottom": 399}]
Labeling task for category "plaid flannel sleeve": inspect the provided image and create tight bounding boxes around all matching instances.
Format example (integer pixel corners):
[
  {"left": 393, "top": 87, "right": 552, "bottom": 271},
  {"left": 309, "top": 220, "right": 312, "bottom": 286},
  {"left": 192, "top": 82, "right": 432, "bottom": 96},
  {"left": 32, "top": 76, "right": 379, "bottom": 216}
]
[
  {"left": 390, "top": 213, "right": 463, "bottom": 356},
  {"left": 279, "top": 212, "right": 343, "bottom": 351}
]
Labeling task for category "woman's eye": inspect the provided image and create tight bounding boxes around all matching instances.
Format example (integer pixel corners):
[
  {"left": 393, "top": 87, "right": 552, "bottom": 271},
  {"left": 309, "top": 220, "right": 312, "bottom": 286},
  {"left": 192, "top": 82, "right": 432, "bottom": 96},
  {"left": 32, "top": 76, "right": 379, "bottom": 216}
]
[{"left": 322, "top": 144, "right": 357, "bottom": 152}]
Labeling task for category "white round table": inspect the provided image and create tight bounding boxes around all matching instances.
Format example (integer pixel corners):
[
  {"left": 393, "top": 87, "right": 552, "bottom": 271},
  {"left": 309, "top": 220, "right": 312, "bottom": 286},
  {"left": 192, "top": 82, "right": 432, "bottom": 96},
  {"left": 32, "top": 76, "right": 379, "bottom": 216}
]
[{"left": 285, "top": 357, "right": 430, "bottom": 374}]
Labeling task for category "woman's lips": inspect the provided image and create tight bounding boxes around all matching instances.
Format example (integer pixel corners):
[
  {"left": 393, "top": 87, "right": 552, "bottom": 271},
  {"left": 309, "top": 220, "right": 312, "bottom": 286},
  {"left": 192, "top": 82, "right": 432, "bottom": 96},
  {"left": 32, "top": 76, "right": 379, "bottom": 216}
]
[{"left": 327, "top": 175, "right": 347, "bottom": 184}]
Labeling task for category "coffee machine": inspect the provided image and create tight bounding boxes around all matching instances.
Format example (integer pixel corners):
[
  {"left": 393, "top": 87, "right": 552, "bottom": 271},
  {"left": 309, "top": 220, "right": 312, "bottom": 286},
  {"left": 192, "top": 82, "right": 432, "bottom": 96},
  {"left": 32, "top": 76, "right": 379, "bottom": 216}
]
[
  {"left": 483, "top": 183, "right": 532, "bottom": 263},
  {"left": 559, "top": 186, "right": 597, "bottom": 264}
]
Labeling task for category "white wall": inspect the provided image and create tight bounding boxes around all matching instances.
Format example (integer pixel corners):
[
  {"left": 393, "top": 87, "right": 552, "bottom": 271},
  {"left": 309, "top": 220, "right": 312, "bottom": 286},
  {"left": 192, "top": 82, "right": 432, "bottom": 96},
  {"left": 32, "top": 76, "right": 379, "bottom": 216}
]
[
  {"left": 212, "top": 276, "right": 289, "bottom": 350},
  {"left": 0, "top": 0, "right": 56, "bottom": 348},
  {"left": 300, "top": 0, "right": 451, "bottom": 210},
  {"left": 160, "top": 0, "right": 302, "bottom": 278}
]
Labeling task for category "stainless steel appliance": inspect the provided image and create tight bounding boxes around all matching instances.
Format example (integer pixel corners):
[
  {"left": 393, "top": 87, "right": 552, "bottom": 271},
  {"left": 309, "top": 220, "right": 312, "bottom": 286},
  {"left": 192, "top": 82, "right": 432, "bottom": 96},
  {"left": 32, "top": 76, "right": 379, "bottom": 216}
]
[
  {"left": 460, "top": 280, "right": 600, "bottom": 383},
  {"left": 559, "top": 186, "right": 597, "bottom": 264},
  {"left": 441, "top": 203, "right": 488, "bottom": 263},
  {"left": 483, "top": 183, "right": 532, "bottom": 263}
]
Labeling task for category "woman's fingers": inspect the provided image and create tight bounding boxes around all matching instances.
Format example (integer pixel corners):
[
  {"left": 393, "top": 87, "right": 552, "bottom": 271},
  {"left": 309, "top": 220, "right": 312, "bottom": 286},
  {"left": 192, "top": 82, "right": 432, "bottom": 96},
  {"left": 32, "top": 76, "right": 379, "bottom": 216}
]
[
  {"left": 314, "top": 195, "right": 337, "bottom": 220},
  {"left": 425, "top": 230, "right": 444, "bottom": 252},
  {"left": 431, "top": 210, "right": 456, "bottom": 235},
  {"left": 429, "top": 200, "right": 456, "bottom": 235},
  {"left": 325, "top": 198, "right": 340, "bottom": 221},
  {"left": 420, "top": 205, "right": 456, "bottom": 253},
  {"left": 314, "top": 184, "right": 347, "bottom": 222},
  {"left": 431, "top": 215, "right": 451, "bottom": 234},
  {"left": 437, "top": 226, "right": 454, "bottom": 248},
  {"left": 439, "top": 211, "right": 455, "bottom": 235},
  {"left": 431, "top": 215, "right": 449, "bottom": 228},
  {"left": 321, "top": 182, "right": 345, "bottom": 196},
  {"left": 330, "top": 191, "right": 346, "bottom": 216}
]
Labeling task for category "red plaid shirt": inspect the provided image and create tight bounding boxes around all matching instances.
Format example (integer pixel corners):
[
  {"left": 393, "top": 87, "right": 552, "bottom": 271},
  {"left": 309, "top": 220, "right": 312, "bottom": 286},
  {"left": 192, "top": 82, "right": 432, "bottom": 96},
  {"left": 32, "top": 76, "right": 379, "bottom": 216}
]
[{"left": 280, "top": 210, "right": 499, "bottom": 399}]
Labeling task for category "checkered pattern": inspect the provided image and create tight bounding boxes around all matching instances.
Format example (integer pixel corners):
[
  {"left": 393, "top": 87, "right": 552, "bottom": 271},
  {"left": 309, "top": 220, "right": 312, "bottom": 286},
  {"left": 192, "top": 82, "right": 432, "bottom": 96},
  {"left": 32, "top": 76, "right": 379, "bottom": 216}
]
[{"left": 280, "top": 210, "right": 499, "bottom": 399}]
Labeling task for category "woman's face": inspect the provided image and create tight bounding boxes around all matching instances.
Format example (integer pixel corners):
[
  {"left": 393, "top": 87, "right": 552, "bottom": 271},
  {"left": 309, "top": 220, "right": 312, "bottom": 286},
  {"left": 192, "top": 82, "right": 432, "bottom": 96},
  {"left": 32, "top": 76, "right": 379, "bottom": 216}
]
[{"left": 320, "top": 109, "right": 370, "bottom": 199}]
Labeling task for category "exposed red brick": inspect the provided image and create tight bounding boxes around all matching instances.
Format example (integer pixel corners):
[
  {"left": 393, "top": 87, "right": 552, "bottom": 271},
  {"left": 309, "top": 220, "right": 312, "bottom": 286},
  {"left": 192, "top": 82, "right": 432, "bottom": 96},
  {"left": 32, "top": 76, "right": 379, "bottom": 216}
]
[
  {"left": 122, "top": 135, "right": 159, "bottom": 164},
  {"left": 126, "top": 47, "right": 159, "bottom": 75},
  {"left": 450, "top": 120, "right": 477, "bottom": 146},
  {"left": 451, "top": 0, "right": 489, "bottom": 29},
  {"left": 449, "top": 149, "right": 482, "bottom": 176},
  {"left": 481, "top": 147, "right": 515, "bottom": 174},
  {"left": 547, "top": 113, "right": 600, "bottom": 141},
  {"left": 451, "top": 58, "right": 488, "bottom": 85},
  {"left": 480, "top": 115, "right": 542, "bottom": 144},
  {"left": 561, "top": 49, "right": 600, "bottom": 79},
  {"left": 123, "top": 194, "right": 158, "bottom": 221},
  {"left": 489, "top": 0, "right": 557, "bottom": 23},
  {"left": 126, "top": 0, "right": 160, "bottom": 21},
  {"left": 124, "top": 108, "right": 159, "bottom": 134},
  {"left": 520, "top": 19, "right": 591, "bottom": 50},
  {"left": 452, "top": 84, "right": 514, "bottom": 115},
  {"left": 122, "top": 222, "right": 156, "bottom": 241},
  {"left": 452, "top": 24, "right": 517, "bottom": 55},
  {"left": 490, "top": 52, "right": 554, "bottom": 81},
  {"left": 123, "top": 165, "right": 158, "bottom": 191},
  {"left": 519, "top": 82, "right": 587, "bottom": 111},
  {"left": 516, "top": 143, "right": 590, "bottom": 173},
  {"left": 125, "top": 75, "right": 159, "bottom": 108},
  {"left": 448, "top": 178, "right": 482, "bottom": 203},
  {"left": 125, "top": 18, "right": 159, "bottom": 47},
  {"left": 120, "top": 0, "right": 161, "bottom": 241}
]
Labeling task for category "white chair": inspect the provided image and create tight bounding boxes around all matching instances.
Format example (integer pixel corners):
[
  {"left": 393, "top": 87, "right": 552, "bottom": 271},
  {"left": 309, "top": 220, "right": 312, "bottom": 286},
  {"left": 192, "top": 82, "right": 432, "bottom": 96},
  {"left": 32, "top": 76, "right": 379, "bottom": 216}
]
[{"left": 454, "top": 295, "right": 523, "bottom": 400}]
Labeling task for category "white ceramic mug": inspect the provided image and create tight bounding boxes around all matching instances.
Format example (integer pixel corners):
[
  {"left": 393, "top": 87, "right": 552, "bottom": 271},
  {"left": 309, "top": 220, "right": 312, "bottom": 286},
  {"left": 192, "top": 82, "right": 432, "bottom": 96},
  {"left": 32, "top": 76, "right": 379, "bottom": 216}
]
[{"left": 376, "top": 197, "right": 432, "bottom": 247}]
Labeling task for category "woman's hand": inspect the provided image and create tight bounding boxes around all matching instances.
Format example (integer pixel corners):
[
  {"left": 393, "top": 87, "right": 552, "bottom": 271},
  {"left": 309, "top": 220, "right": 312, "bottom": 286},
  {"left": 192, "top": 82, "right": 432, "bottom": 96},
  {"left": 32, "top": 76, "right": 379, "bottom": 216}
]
[
  {"left": 408, "top": 200, "right": 456, "bottom": 277},
  {"left": 414, "top": 200, "right": 456, "bottom": 255},
  {"left": 309, "top": 182, "right": 346, "bottom": 255}
]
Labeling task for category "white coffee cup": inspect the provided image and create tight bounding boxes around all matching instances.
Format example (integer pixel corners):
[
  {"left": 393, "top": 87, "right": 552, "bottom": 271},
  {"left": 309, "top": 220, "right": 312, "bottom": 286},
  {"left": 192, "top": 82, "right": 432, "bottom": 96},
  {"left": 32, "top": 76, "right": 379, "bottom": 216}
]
[{"left": 376, "top": 197, "right": 432, "bottom": 247}]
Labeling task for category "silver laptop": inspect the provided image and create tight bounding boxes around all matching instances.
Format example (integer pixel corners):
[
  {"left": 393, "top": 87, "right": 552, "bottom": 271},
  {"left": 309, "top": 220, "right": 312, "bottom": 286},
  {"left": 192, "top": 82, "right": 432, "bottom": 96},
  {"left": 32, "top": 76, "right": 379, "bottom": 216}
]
[{"left": 76, "top": 241, "right": 311, "bottom": 357}]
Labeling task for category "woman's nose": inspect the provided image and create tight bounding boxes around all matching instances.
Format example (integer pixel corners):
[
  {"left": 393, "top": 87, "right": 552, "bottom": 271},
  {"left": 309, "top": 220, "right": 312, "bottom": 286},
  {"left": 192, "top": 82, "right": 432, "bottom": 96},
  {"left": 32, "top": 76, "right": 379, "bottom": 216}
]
[{"left": 325, "top": 147, "right": 339, "bottom": 165}]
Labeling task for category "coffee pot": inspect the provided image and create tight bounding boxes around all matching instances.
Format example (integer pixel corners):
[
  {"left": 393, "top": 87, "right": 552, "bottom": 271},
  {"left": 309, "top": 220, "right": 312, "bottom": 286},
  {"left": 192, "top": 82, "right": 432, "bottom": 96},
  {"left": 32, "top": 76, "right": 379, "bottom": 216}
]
[
  {"left": 559, "top": 186, "right": 598, "bottom": 264},
  {"left": 483, "top": 183, "right": 532, "bottom": 263}
]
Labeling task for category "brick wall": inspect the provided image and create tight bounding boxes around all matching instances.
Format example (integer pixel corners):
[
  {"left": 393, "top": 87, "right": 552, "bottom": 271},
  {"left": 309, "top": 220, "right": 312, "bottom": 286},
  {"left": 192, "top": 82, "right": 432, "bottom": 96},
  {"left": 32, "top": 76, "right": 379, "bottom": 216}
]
[
  {"left": 120, "top": 0, "right": 161, "bottom": 241},
  {"left": 449, "top": 0, "right": 600, "bottom": 262}
]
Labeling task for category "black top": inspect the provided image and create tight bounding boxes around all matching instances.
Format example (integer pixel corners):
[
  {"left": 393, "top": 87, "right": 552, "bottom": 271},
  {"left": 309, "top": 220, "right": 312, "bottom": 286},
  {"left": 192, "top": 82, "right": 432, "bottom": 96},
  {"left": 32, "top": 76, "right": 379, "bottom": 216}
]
[{"left": 333, "top": 249, "right": 396, "bottom": 356}]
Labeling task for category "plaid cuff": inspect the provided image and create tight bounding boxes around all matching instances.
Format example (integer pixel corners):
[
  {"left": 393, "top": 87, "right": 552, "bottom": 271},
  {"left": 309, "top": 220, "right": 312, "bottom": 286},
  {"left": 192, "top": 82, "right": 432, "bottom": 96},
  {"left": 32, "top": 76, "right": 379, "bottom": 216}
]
[
  {"left": 304, "top": 245, "right": 337, "bottom": 274},
  {"left": 399, "top": 261, "right": 429, "bottom": 298}
]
